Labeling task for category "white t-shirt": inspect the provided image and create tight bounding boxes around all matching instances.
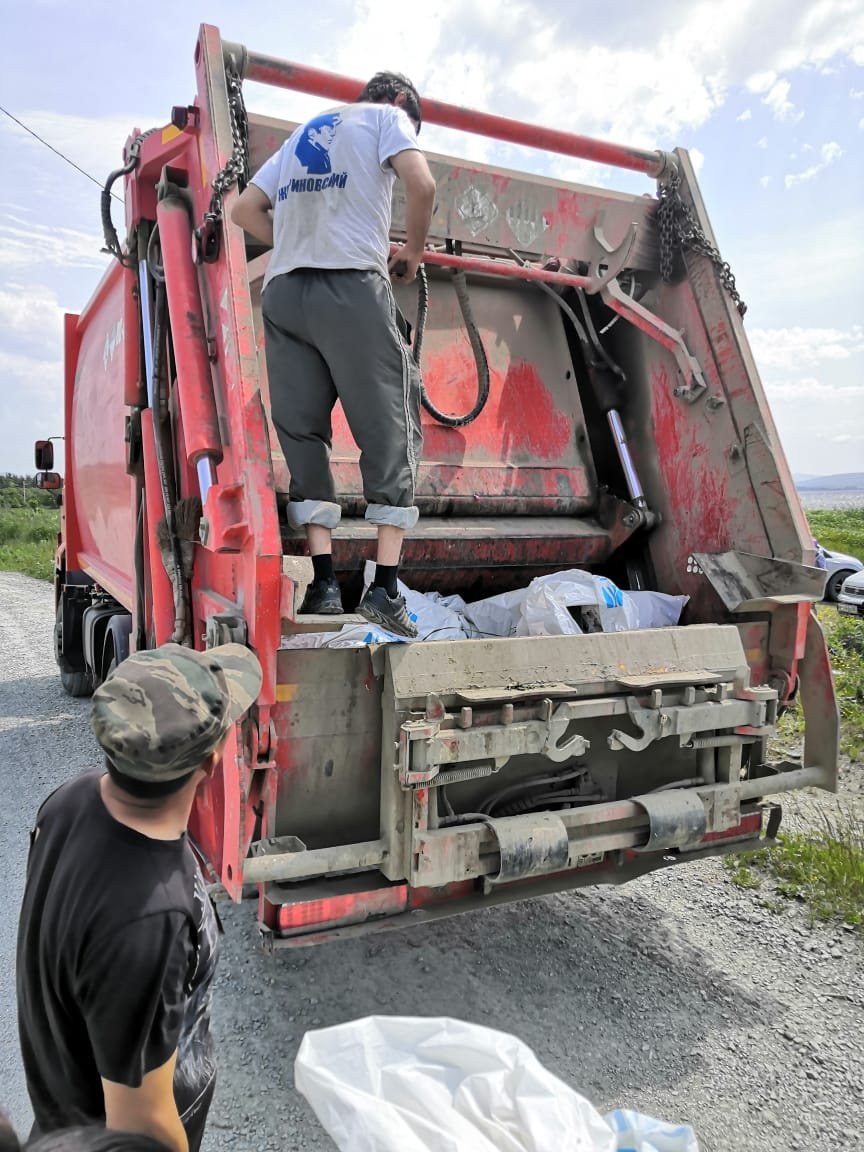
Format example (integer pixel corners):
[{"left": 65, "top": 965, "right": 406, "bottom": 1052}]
[{"left": 251, "top": 103, "right": 421, "bottom": 285}]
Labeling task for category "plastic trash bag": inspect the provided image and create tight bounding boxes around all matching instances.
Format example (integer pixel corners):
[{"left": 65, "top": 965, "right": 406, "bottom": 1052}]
[
  {"left": 625, "top": 590, "right": 689, "bottom": 630},
  {"left": 294, "top": 1016, "right": 699, "bottom": 1152},
  {"left": 605, "top": 1110, "right": 699, "bottom": 1152},
  {"left": 461, "top": 587, "right": 528, "bottom": 638},
  {"left": 515, "top": 570, "right": 632, "bottom": 636},
  {"left": 362, "top": 561, "right": 469, "bottom": 641},
  {"left": 280, "top": 624, "right": 411, "bottom": 649}
]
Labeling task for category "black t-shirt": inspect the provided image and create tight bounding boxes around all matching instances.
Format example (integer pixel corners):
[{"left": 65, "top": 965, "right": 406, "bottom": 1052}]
[{"left": 16, "top": 771, "right": 220, "bottom": 1147}]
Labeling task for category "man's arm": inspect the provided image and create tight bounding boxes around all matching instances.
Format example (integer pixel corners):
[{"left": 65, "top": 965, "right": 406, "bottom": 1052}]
[
  {"left": 230, "top": 184, "right": 274, "bottom": 247},
  {"left": 103, "top": 1052, "right": 187, "bottom": 1152},
  {"left": 388, "top": 149, "right": 436, "bottom": 284}
]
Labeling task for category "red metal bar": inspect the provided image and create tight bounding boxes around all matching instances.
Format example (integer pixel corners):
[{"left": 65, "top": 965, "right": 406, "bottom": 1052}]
[
  {"left": 156, "top": 195, "right": 223, "bottom": 465},
  {"left": 231, "top": 43, "right": 666, "bottom": 179},
  {"left": 403, "top": 247, "right": 595, "bottom": 289}
]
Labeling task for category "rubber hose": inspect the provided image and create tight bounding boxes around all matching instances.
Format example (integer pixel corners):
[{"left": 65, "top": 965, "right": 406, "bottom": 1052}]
[{"left": 411, "top": 265, "right": 491, "bottom": 428}]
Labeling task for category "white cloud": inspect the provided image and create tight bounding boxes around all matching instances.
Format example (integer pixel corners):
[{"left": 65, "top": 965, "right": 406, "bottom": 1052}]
[
  {"left": 852, "top": 87, "right": 864, "bottom": 98},
  {"left": 0, "top": 215, "right": 107, "bottom": 270},
  {"left": 763, "top": 78, "right": 802, "bottom": 121},
  {"left": 860, "top": 117, "right": 864, "bottom": 131},
  {"left": 757, "top": 135, "right": 769, "bottom": 148},
  {"left": 2, "top": 110, "right": 159, "bottom": 178},
  {"left": 747, "top": 71, "right": 777, "bottom": 94},
  {"left": 801, "top": 143, "right": 814, "bottom": 152},
  {"left": 853, "top": 45, "right": 864, "bottom": 65},
  {"left": 0, "top": 284, "right": 65, "bottom": 348},
  {"left": 750, "top": 325, "right": 864, "bottom": 370},
  {"left": 689, "top": 147, "right": 705, "bottom": 173},
  {"left": 759, "top": 175, "right": 771, "bottom": 188},
  {"left": 784, "top": 140, "right": 842, "bottom": 187},
  {"left": 736, "top": 109, "right": 753, "bottom": 121},
  {"left": 764, "top": 377, "right": 864, "bottom": 402}
]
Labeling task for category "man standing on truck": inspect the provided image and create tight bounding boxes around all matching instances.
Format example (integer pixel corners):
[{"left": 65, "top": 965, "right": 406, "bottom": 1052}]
[
  {"left": 16, "top": 642, "right": 263, "bottom": 1152},
  {"left": 231, "top": 72, "right": 437, "bottom": 637}
]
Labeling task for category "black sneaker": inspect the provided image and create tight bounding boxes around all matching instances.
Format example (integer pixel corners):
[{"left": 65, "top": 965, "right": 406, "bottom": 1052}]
[
  {"left": 298, "top": 578, "right": 343, "bottom": 615},
  {"left": 358, "top": 584, "right": 418, "bottom": 638}
]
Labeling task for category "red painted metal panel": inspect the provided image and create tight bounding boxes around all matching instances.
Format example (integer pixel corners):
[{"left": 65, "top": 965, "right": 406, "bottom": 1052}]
[{"left": 69, "top": 265, "right": 135, "bottom": 605}]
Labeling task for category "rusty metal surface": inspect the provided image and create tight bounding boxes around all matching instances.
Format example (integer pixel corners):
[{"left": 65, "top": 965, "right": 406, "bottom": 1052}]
[{"left": 694, "top": 551, "right": 827, "bottom": 612}]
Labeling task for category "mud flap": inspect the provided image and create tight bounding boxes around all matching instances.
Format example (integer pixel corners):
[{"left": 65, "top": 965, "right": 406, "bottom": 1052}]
[{"left": 483, "top": 811, "right": 570, "bottom": 889}]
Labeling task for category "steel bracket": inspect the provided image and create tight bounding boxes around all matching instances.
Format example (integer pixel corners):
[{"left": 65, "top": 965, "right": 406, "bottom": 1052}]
[
  {"left": 397, "top": 697, "right": 590, "bottom": 786},
  {"left": 608, "top": 686, "right": 777, "bottom": 753}
]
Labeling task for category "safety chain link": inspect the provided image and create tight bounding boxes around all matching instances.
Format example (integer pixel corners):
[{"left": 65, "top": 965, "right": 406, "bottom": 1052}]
[
  {"left": 195, "top": 67, "right": 250, "bottom": 263},
  {"left": 209, "top": 67, "right": 249, "bottom": 217},
  {"left": 657, "top": 168, "right": 747, "bottom": 317}
]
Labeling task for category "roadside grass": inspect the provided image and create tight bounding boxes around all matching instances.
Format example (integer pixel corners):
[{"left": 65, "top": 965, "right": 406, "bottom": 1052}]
[
  {"left": 0, "top": 507, "right": 59, "bottom": 582},
  {"left": 808, "top": 507, "right": 864, "bottom": 560},
  {"left": 771, "top": 604, "right": 864, "bottom": 761},
  {"left": 725, "top": 806, "right": 864, "bottom": 931}
]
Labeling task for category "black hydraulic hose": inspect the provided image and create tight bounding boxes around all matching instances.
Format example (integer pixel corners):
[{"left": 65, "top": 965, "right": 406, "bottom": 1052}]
[
  {"left": 101, "top": 130, "right": 157, "bottom": 266},
  {"left": 411, "top": 265, "right": 491, "bottom": 428},
  {"left": 101, "top": 160, "right": 137, "bottom": 266}
]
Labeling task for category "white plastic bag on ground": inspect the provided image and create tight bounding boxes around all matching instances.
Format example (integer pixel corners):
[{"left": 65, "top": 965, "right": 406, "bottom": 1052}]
[{"left": 294, "top": 1016, "right": 699, "bottom": 1152}]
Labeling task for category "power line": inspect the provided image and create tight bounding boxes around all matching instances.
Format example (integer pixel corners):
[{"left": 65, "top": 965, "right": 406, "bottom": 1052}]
[{"left": 0, "top": 103, "right": 123, "bottom": 202}]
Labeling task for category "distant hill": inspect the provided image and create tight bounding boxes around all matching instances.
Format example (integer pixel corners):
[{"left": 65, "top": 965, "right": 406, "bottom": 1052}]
[{"left": 796, "top": 472, "right": 864, "bottom": 491}]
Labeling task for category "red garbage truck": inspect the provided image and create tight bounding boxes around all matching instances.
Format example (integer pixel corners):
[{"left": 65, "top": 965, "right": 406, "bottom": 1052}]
[{"left": 37, "top": 23, "right": 838, "bottom": 948}]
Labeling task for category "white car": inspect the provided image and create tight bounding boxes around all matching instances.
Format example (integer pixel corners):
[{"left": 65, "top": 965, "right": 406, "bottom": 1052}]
[
  {"left": 822, "top": 547, "right": 864, "bottom": 602},
  {"left": 837, "top": 569, "right": 864, "bottom": 618}
]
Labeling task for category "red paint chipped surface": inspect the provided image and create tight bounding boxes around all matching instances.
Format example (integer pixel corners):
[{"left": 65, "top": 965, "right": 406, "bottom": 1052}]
[
  {"left": 651, "top": 365, "right": 732, "bottom": 551},
  {"left": 335, "top": 344, "right": 571, "bottom": 464}
]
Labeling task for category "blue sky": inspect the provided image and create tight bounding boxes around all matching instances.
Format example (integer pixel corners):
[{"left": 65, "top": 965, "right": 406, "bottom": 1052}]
[{"left": 1, "top": 0, "right": 862, "bottom": 477}]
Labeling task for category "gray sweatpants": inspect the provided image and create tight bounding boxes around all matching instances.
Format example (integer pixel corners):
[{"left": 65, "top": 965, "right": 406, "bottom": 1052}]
[{"left": 262, "top": 269, "right": 423, "bottom": 530}]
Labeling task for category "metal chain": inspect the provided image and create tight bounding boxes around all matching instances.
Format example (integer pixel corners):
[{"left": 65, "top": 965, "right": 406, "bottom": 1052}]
[
  {"left": 657, "top": 168, "right": 747, "bottom": 317},
  {"left": 208, "top": 66, "right": 249, "bottom": 220}
]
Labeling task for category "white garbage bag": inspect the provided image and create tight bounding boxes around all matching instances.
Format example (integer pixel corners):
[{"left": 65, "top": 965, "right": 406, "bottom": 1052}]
[
  {"left": 362, "top": 562, "right": 469, "bottom": 641},
  {"left": 625, "top": 591, "right": 689, "bottom": 630},
  {"left": 515, "top": 570, "right": 633, "bottom": 636},
  {"left": 294, "top": 1016, "right": 699, "bottom": 1152},
  {"left": 461, "top": 587, "right": 528, "bottom": 638},
  {"left": 605, "top": 1109, "right": 699, "bottom": 1152}
]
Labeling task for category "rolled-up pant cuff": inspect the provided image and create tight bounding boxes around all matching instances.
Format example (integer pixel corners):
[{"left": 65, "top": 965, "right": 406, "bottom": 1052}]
[
  {"left": 365, "top": 503, "right": 419, "bottom": 530},
  {"left": 287, "top": 499, "right": 342, "bottom": 529}
]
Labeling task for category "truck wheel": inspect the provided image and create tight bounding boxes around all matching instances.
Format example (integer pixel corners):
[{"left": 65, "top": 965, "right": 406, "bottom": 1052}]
[{"left": 55, "top": 602, "right": 93, "bottom": 698}]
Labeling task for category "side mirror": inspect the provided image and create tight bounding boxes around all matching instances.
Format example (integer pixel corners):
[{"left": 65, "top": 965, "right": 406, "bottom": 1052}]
[
  {"left": 35, "top": 471, "right": 62, "bottom": 491},
  {"left": 35, "top": 440, "right": 54, "bottom": 470}
]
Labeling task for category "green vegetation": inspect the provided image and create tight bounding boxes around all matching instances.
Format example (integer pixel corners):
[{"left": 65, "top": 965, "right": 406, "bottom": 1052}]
[
  {"left": 773, "top": 604, "right": 864, "bottom": 761},
  {"left": 0, "top": 507, "right": 59, "bottom": 582},
  {"left": 725, "top": 807, "right": 864, "bottom": 930},
  {"left": 808, "top": 507, "right": 864, "bottom": 560}
]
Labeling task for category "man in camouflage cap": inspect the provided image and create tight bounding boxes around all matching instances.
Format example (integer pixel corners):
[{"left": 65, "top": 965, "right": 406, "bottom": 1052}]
[{"left": 17, "top": 642, "right": 262, "bottom": 1152}]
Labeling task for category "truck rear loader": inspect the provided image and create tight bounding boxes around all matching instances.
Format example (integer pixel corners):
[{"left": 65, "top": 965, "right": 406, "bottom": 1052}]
[{"left": 38, "top": 24, "right": 839, "bottom": 948}]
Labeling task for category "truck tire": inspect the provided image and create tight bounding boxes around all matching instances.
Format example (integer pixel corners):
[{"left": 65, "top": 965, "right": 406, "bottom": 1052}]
[{"left": 55, "top": 602, "right": 93, "bottom": 698}]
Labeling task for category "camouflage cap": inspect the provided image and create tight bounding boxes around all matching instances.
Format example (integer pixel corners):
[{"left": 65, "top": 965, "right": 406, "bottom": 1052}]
[{"left": 90, "top": 642, "right": 263, "bottom": 783}]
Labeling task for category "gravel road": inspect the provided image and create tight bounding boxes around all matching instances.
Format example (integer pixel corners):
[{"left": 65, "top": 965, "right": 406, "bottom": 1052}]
[{"left": 1, "top": 570, "right": 862, "bottom": 1151}]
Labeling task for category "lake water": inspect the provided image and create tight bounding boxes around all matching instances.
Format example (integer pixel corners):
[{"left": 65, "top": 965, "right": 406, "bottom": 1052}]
[{"left": 797, "top": 491, "right": 864, "bottom": 511}]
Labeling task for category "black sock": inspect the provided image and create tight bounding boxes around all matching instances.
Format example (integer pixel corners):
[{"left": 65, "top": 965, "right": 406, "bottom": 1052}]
[
  {"left": 311, "top": 553, "right": 334, "bottom": 584},
  {"left": 372, "top": 564, "right": 398, "bottom": 598}
]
